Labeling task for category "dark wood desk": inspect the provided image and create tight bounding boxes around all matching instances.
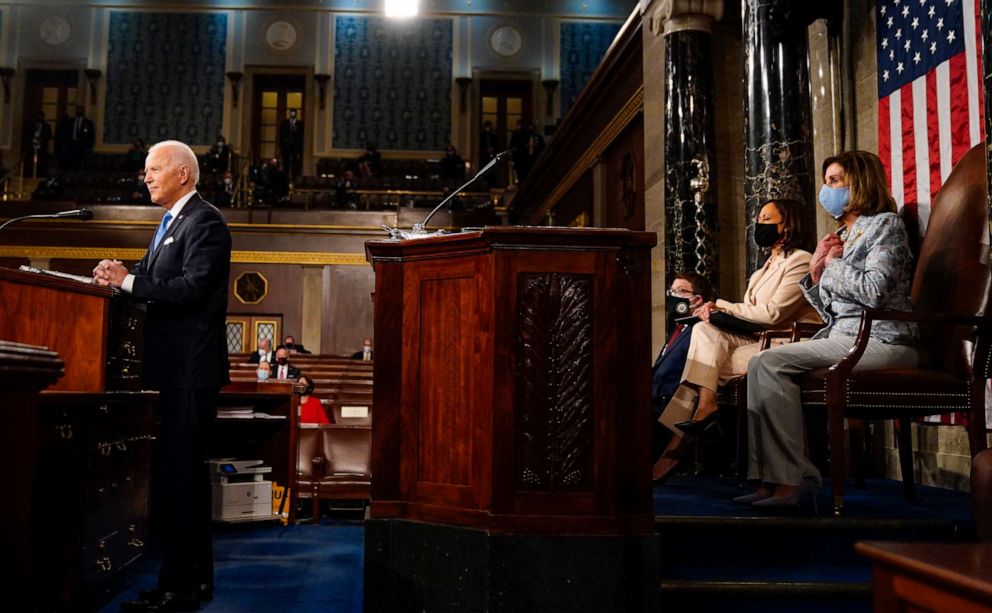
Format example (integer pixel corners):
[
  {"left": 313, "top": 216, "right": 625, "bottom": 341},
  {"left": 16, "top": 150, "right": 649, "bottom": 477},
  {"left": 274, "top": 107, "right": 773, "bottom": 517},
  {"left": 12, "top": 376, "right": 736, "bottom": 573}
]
[
  {"left": 856, "top": 541, "right": 992, "bottom": 612},
  {"left": 216, "top": 380, "right": 300, "bottom": 521}
]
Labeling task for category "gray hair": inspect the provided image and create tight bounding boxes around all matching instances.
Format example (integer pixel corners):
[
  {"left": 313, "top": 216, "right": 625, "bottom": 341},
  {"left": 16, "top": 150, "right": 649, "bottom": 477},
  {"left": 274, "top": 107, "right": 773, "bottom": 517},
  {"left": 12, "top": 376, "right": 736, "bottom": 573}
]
[{"left": 148, "top": 140, "right": 200, "bottom": 185}]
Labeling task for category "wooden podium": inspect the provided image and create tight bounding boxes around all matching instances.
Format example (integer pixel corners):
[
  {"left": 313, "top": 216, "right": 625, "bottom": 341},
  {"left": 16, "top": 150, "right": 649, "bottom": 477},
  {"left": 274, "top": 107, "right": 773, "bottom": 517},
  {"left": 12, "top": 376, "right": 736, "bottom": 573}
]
[
  {"left": 0, "top": 266, "right": 145, "bottom": 391},
  {"left": 365, "top": 227, "right": 659, "bottom": 612},
  {"left": 0, "top": 267, "right": 155, "bottom": 609}
]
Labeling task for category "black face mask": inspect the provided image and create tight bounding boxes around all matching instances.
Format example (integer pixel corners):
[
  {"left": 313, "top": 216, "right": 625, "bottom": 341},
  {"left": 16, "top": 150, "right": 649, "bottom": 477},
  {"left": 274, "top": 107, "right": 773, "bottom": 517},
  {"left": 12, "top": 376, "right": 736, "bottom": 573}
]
[
  {"left": 754, "top": 223, "right": 782, "bottom": 248},
  {"left": 276, "top": 357, "right": 288, "bottom": 365},
  {"left": 284, "top": 342, "right": 294, "bottom": 349},
  {"left": 666, "top": 296, "right": 693, "bottom": 318}
]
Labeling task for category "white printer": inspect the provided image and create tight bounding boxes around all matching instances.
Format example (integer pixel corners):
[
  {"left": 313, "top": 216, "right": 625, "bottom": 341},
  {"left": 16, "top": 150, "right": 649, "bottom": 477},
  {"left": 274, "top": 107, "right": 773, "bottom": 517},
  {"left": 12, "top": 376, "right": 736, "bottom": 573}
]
[{"left": 209, "top": 459, "right": 273, "bottom": 522}]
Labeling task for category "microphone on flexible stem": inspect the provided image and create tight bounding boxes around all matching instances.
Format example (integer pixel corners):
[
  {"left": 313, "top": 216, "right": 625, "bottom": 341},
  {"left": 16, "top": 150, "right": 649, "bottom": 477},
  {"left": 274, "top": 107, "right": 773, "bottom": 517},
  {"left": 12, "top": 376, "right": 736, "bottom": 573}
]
[
  {"left": 382, "top": 151, "right": 511, "bottom": 240},
  {"left": 0, "top": 208, "right": 94, "bottom": 234}
]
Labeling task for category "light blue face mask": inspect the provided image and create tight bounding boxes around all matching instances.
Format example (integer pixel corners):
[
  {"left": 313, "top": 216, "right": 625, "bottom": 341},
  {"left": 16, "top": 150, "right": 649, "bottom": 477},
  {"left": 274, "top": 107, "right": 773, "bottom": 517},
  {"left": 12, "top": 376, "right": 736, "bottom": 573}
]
[
  {"left": 818, "top": 185, "right": 850, "bottom": 219},
  {"left": 257, "top": 369, "right": 270, "bottom": 381}
]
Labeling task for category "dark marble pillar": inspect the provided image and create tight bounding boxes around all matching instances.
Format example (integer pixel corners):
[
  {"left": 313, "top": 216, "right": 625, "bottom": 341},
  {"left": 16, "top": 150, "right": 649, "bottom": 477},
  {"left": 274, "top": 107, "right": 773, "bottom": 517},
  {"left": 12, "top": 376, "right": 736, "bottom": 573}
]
[
  {"left": 982, "top": 0, "right": 992, "bottom": 224},
  {"left": 742, "top": 0, "right": 816, "bottom": 274},
  {"left": 662, "top": 1, "right": 723, "bottom": 291}
]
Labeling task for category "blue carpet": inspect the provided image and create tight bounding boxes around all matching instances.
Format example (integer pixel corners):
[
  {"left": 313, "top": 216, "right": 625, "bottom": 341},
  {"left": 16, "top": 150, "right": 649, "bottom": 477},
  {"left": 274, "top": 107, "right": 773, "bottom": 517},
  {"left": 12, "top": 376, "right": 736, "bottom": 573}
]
[
  {"left": 654, "top": 473, "right": 974, "bottom": 524},
  {"left": 100, "top": 518, "right": 365, "bottom": 613},
  {"left": 97, "top": 476, "right": 974, "bottom": 611}
]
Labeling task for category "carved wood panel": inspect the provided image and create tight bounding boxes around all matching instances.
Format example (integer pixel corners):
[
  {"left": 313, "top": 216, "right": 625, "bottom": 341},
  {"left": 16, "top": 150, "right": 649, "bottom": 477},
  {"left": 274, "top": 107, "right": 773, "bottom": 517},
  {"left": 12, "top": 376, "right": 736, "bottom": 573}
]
[{"left": 515, "top": 272, "right": 593, "bottom": 491}]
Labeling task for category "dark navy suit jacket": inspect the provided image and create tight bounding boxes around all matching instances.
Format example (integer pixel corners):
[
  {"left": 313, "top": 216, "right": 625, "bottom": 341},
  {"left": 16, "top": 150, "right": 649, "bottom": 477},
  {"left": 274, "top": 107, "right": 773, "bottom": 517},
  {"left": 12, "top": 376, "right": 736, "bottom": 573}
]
[
  {"left": 650, "top": 324, "right": 693, "bottom": 419},
  {"left": 130, "top": 193, "right": 232, "bottom": 391}
]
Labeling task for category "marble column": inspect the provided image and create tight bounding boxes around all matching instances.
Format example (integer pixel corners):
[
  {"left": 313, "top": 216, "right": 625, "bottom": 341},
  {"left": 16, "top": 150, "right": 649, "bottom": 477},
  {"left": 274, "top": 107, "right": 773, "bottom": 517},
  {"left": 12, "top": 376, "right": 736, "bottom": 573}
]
[
  {"left": 742, "top": 0, "right": 816, "bottom": 274},
  {"left": 660, "top": 0, "right": 724, "bottom": 291},
  {"left": 982, "top": 0, "right": 992, "bottom": 224}
]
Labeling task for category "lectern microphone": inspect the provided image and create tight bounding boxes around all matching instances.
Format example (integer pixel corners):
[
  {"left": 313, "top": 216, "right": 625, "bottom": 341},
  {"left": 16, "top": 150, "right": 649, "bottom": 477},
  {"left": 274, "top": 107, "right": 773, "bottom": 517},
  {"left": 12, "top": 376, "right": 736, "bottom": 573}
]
[
  {"left": 0, "top": 208, "right": 94, "bottom": 234},
  {"left": 382, "top": 151, "right": 511, "bottom": 240},
  {"left": 0, "top": 209, "right": 93, "bottom": 230}
]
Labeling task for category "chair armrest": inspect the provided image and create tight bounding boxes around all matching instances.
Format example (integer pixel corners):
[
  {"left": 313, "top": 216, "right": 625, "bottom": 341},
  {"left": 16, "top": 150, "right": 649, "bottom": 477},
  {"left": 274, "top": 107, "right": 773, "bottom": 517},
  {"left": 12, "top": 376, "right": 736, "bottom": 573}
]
[
  {"left": 758, "top": 328, "right": 794, "bottom": 350},
  {"left": 829, "top": 309, "right": 990, "bottom": 378},
  {"left": 862, "top": 308, "right": 989, "bottom": 326},
  {"left": 790, "top": 322, "right": 823, "bottom": 342}
]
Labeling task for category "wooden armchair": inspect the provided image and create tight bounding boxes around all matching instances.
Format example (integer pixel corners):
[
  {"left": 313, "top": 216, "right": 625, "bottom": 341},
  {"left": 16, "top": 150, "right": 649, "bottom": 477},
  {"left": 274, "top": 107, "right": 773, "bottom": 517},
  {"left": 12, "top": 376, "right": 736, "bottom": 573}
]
[{"left": 798, "top": 143, "right": 991, "bottom": 516}]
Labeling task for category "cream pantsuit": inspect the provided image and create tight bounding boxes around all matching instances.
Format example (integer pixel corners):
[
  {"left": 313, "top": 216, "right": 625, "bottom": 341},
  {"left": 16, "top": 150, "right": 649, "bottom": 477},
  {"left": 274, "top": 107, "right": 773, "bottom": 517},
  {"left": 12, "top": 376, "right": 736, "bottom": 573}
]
[{"left": 659, "top": 248, "right": 820, "bottom": 434}]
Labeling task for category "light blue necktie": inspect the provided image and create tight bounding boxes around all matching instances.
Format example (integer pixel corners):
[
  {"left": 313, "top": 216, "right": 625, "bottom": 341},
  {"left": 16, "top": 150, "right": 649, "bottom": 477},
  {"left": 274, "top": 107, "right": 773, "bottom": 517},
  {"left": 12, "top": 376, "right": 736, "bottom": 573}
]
[{"left": 152, "top": 212, "right": 172, "bottom": 250}]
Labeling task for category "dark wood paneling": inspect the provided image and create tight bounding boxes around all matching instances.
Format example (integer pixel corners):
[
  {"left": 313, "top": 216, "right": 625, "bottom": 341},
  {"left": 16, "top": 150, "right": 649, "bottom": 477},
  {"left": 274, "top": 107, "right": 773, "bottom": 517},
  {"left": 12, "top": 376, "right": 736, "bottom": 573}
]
[
  {"left": 0, "top": 267, "right": 110, "bottom": 392},
  {"left": 368, "top": 227, "right": 655, "bottom": 534},
  {"left": 229, "top": 263, "right": 302, "bottom": 343},
  {"left": 552, "top": 171, "right": 594, "bottom": 227},
  {"left": 321, "top": 265, "right": 374, "bottom": 355},
  {"left": 603, "top": 116, "right": 645, "bottom": 230},
  {"left": 509, "top": 13, "right": 644, "bottom": 227}
]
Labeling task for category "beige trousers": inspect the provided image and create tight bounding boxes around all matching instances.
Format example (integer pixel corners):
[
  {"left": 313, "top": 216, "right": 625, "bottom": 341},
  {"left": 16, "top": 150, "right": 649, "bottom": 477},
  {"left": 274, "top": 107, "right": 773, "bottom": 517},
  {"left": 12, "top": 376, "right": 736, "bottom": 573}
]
[{"left": 658, "top": 321, "right": 760, "bottom": 436}]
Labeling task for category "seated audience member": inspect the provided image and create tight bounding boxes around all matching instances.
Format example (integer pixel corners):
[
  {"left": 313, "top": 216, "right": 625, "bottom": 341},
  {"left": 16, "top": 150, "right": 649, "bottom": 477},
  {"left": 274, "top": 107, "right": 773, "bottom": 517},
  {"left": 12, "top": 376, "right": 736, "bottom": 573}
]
[
  {"left": 31, "top": 176, "right": 65, "bottom": 201},
  {"left": 127, "top": 169, "right": 151, "bottom": 204},
  {"left": 335, "top": 170, "right": 358, "bottom": 209},
  {"left": 205, "top": 135, "right": 232, "bottom": 174},
  {"left": 248, "top": 338, "right": 274, "bottom": 365},
  {"left": 651, "top": 272, "right": 713, "bottom": 460},
  {"left": 350, "top": 337, "right": 374, "bottom": 361},
  {"left": 253, "top": 158, "right": 288, "bottom": 206},
  {"left": 273, "top": 347, "right": 302, "bottom": 380},
  {"left": 296, "top": 375, "right": 330, "bottom": 424},
  {"left": 357, "top": 142, "right": 382, "bottom": 178},
  {"left": 439, "top": 144, "right": 466, "bottom": 182},
  {"left": 652, "top": 197, "right": 820, "bottom": 483},
  {"left": 214, "top": 170, "right": 235, "bottom": 207},
  {"left": 125, "top": 138, "right": 147, "bottom": 172},
  {"left": 739, "top": 150, "right": 918, "bottom": 509},
  {"left": 256, "top": 360, "right": 272, "bottom": 381},
  {"left": 278, "top": 335, "right": 311, "bottom": 355}
]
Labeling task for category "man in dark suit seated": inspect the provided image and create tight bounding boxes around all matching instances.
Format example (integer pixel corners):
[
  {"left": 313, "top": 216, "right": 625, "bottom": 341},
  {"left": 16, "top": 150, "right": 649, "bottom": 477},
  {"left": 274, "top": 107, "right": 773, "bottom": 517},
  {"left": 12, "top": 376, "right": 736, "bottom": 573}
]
[
  {"left": 350, "top": 337, "right": 374, "bottom": 361},
  {"left": 273, "top": 347, "right": 301, "bottom": 380},
  {"left": 247, "top": 338, "right": 273, "bottom": 365},
  {"left": 277, "top": 334, "right": 311, "bottom": 355},
  {"left": 651, "top": 271, "right": 713, "bottom": 464},
  {"left": 93, "top": 140, "right": 231, "bottom": 612}
]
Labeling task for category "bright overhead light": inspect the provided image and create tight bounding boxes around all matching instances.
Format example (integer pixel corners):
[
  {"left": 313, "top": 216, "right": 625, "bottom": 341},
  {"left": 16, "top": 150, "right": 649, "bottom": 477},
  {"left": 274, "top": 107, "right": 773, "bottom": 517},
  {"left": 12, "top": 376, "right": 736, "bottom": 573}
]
[{"left": 385, "top": 0, "right": 418, "bottom": 17}]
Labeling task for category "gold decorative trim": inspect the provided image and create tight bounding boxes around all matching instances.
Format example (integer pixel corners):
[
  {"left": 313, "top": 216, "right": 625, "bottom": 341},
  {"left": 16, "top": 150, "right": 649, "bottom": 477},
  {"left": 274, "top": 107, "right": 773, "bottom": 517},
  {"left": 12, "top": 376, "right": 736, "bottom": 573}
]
[
  {"left": 231, "top": 251, "right": 368, "bottom": 265},
  {"left": 254, "top": 319, "right": 280, "bottom": 347},
  {"left": 536, "top": 85, "right": 644, "bottom": 220},
  {"left": 0, "top": 246, "right": 369, "bottom": 266}
]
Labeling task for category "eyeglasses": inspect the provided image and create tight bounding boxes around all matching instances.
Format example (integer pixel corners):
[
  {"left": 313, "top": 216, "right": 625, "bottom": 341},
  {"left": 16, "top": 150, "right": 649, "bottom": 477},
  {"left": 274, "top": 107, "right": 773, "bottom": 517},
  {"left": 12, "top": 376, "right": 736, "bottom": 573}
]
[{"left": 667, "top": 288, "right": 697, "bottom": 299}]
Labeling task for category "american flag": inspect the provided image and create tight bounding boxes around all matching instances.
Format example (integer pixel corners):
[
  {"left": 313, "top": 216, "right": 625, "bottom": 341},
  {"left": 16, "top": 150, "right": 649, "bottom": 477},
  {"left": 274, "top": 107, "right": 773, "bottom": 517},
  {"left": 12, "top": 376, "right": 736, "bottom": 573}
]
[
  {"left": 876, "top": 0, "right": 990, "bottom": 428},
  {"left": 876, "top": 0, "right": 984, "bottom": 236}
]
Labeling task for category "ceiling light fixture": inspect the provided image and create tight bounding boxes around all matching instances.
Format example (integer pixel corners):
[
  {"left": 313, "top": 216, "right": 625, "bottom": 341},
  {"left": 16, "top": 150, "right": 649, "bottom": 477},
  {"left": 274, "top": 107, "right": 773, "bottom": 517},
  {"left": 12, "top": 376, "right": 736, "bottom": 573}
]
[{"left": 385, "top": 0, "right": 418, "bottom": 18}]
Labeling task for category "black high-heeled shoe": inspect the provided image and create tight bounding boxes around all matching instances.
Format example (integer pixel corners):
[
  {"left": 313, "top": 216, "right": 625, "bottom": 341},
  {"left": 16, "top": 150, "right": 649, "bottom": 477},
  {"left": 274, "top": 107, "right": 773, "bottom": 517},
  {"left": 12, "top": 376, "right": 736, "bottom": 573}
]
[{"left": 674, "top": 410, "right": 721, "bottom": 435}]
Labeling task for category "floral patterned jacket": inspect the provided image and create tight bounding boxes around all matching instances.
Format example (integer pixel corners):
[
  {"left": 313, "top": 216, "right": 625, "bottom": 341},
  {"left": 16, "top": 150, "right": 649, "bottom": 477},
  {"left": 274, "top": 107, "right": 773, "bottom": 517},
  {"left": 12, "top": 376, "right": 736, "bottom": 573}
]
[{"left": 800, "top": 211, "right": 918, "bottom": 346}]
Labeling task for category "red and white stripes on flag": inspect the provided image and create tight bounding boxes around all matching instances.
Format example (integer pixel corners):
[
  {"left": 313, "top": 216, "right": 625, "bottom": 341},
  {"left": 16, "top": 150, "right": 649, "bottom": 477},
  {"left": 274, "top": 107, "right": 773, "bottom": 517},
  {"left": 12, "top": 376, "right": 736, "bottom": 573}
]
[
  {"left": 876, "top": 0, "right": 990, "bottom": 427},
  {"left": 877, "top": 0, "right": 985, "bottom": 237}
]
